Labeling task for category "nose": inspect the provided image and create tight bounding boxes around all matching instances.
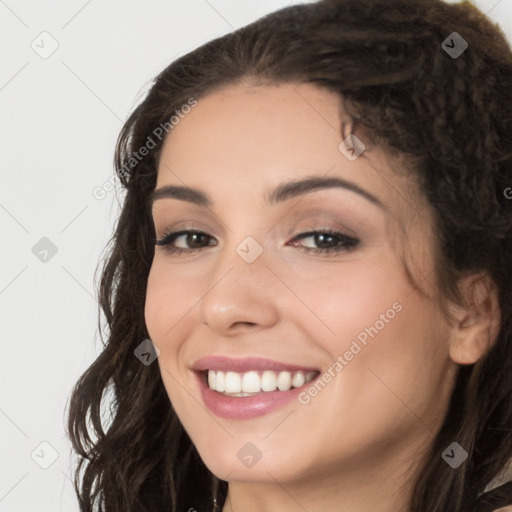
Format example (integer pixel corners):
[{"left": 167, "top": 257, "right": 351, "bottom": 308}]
[{"left": 197, "top": 241, "right": 280, "bottom": 336}]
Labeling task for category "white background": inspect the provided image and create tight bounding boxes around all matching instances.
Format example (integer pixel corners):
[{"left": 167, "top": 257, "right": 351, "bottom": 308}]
[{"left": 1, "top": 1, "right": 511, "bottom": 510}]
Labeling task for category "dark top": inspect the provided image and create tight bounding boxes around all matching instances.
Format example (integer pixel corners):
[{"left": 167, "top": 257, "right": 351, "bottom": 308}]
[
  {"left": 475, "top": 481, "right": 512, "bottom": 511},
  {"left": 177, "top": 480, "right": 512, "bottom": 511}
]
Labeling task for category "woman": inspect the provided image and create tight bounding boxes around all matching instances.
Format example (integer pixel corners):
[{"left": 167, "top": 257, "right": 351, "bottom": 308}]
[{"left": 67, "top": 0, "right": 512, "bottom": 510}]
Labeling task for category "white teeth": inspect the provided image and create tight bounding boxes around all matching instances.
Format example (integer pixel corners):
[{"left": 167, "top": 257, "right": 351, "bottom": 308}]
[
  {"left": 277, "top": 371, "right": 292, "bottom": 391},
  {"left": 216, "top": 371, "right": 225, "bottom": 392},
  {"left": 208, "top": 370, "right": 216, "bottom": 389},
  {"left": 261, "top": 370, "right": 277, "bottom": 392},
  {"left": 225, "top": 371, "right": 242, "bottom": 393},
  {"left": 242, "top": 371, "right": 261, "bottom": 393},
  {"left": 206, "top": 369, "right": 317, "bottom": 395},
  {"left": 291, "top": 371, "right": 305, "bottom": 388}
]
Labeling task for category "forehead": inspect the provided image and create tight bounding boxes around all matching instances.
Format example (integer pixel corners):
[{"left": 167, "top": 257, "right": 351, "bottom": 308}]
[
  {"left": 155, "top": 82, "right": 424, "bottom": 218},
  {"left": 159, "top": 82, "right": 345, "bottom": 170}
]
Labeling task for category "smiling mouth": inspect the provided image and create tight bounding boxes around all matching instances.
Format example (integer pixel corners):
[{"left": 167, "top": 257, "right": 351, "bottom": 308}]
[{"left": 203, "top": 369, "right": 320, "bottom": 397}]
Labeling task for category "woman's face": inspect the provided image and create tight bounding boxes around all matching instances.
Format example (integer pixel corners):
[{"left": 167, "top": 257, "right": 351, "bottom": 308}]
[{"left": 145, "top": 82, "right": 459, "bottom": 487}]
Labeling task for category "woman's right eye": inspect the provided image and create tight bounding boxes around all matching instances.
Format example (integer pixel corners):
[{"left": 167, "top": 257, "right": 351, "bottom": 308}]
[{"left": 155, "top": 230, "right": 217, "bottom": 255}]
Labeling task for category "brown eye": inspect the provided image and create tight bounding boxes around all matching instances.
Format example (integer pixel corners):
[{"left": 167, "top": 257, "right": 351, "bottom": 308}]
[
  {"left": 289, "top": 230, "right": 359, "bottom": 256},
  {"left": 155, "top": 230, "right": 217, "bottom": 255}
]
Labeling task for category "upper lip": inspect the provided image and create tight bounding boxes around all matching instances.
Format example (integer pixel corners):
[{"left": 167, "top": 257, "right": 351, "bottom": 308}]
[{"left": 192, "top": 356, "right": 320, "bottom": 373}]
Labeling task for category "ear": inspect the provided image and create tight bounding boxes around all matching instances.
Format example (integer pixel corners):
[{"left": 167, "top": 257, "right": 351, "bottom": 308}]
[{"left": 448, "top": 273, "right": 501, "bottom": 365}]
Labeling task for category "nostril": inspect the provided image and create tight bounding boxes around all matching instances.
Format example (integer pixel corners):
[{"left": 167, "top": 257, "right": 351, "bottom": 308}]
[{"left": 233, "top": 321, "right": 257, "bottom": 328}]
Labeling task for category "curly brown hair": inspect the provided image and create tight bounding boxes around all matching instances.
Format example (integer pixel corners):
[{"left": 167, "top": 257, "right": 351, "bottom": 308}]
[{"left": 67, "top": 0, "right": 512, "bottom": 510}]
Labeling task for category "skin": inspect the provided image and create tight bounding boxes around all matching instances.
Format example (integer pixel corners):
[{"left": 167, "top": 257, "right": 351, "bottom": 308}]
[{"left": 144, "top": 82, "right": 500, "bottom": 512}]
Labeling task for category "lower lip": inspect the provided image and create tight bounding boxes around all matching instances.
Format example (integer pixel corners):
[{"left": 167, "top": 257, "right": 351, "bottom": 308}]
[{"left": 196, "top": 372, "right": 314, "bottom": 420}]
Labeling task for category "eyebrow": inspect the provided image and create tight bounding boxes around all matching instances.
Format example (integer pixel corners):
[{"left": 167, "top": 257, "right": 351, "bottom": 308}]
[{"left": 149, "top": 176, "right": 385, "bottom": 210}]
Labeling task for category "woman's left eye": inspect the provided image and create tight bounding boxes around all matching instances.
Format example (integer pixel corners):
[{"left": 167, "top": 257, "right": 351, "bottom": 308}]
[
  {"left": 289, "top": 230, "right": 359, "bottom": 255},
  {"left": 155, "top": 229, "right": 359, "bottom": 256}
]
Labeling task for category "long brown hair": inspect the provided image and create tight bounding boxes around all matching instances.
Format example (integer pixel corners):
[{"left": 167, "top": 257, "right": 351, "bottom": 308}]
[{"left": 67, "top": 0, "right": 512, "bottom": 510}]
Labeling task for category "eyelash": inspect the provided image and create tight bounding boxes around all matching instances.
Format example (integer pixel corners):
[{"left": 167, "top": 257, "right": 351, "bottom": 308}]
[{"left": 154, "top": 229, "right": 359, "bottom": 256}]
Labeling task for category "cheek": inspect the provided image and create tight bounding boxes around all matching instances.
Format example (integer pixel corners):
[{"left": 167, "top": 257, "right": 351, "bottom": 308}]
[
  {"left": 144, "top": 264, "right": 194, "bottom": 413},
  {"left": 144, "top": 261, "right": 196, "bottom": 340},
  {"left": 305, "top": 259, "right": 452, "bottom": 414},
  {"left": 144, "top": 260, "right": 203, "bottom": 387},
  {"left": 334, "top": 294, "right": 452, "bottom": 438},
  {"left": 290, "top": 258, "right": 402, "bottom": 348},
  {"left": 144, "top": 266, "right": 166, "bottom": 341}
]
